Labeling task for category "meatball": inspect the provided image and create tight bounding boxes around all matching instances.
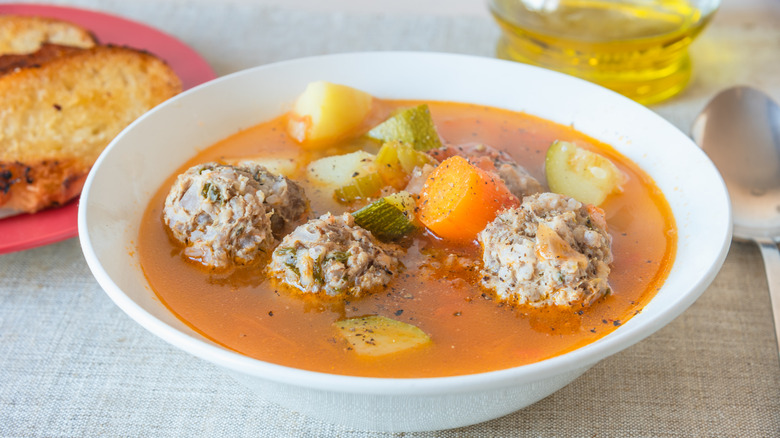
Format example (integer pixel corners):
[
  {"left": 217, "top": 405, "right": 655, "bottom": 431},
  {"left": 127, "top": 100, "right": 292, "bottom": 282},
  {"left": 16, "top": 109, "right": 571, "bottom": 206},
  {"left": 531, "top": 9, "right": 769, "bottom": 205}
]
[
  {"left": 268, "top": 213, "right": 401, "bottom": 298},
  {"left": 495, "top": 161, "right": 544, "bottom": 201},
  {"left": 163, "top": 163, "right": 276, "bottom": 269},
  {"left": 478, "top": 192, "right": 613, "bottom": 307},
  {"left": 237, "top": 161, "right": 309, "bottom": 237},
  {"left": 429, "top": 143, "right": 544, "bottom": 199}
]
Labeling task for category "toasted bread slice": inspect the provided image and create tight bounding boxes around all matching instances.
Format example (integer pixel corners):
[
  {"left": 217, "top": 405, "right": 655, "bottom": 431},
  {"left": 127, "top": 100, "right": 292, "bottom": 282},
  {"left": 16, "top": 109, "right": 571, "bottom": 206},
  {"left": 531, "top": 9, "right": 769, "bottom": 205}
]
[
  {"left": 0, "top": 42, "right": 85, "bottom": 74},
  {"left": 0, "top": 15, "right": 97, "bottom": 55},
  {"left": 0, "top": 44, "right": 182, "bottom": 215}
]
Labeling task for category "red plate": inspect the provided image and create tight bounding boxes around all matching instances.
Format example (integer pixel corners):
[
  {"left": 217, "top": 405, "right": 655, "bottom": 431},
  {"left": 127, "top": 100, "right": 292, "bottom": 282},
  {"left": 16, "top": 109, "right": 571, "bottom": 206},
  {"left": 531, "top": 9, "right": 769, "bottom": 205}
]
[{"left": 0, "top": 4, "right": 217, "bottom": 255}]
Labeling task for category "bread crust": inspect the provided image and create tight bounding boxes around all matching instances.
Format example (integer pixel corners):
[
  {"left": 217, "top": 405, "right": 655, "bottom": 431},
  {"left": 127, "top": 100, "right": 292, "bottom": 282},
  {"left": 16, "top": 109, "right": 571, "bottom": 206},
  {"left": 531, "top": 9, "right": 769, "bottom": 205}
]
[
  {"left": 0, "top": 42, "right": 84, "bottom": 75},
  {"left": 0, "top": 44, "right": 182, "bottom": 214},
  {"left": 0, "top": 15, "right": 97, "bottom": 55},
  {"left": 0, "top": 159, "right": 86, "bottom": 216}
]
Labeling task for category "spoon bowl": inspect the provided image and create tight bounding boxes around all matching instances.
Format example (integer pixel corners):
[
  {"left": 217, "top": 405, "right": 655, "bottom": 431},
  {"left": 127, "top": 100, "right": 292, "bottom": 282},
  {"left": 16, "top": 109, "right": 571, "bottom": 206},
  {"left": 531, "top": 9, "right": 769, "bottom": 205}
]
[{"left": 692, "top": 85, "right": 780, "bottom": 353}]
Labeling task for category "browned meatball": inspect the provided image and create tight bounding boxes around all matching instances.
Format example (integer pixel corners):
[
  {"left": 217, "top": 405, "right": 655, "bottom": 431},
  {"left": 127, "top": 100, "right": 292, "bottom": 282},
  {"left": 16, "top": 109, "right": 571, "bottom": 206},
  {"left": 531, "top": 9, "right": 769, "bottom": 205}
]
[
  {"left": 478, "top": 192, "right": 613, "bottom": 307},
  {"left": 268, "top": 213, "right": 401, "bottom": 298},
  {"left": 238, "top": 162, "right": 309, "bottom": 238},
  {"left": 163, "top": 163, "right": 275, "bottom": 268},
  {"left": 163, "top": 162, "right": 308, "bottom": 269}
]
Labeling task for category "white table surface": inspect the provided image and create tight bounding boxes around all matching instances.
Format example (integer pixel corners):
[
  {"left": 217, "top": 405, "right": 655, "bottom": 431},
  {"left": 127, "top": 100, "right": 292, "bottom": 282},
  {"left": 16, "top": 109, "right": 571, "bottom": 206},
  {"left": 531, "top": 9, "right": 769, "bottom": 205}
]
[{"left": 1, "top": 0, "right": 779, "bottom": 436}]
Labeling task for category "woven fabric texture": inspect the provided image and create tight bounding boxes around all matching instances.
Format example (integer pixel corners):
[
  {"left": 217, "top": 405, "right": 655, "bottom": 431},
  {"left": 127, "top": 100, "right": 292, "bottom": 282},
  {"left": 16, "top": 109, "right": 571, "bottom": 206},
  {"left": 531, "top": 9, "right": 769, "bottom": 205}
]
[{"left": 1, "top": 0, "right": 779, "bottom": 436}]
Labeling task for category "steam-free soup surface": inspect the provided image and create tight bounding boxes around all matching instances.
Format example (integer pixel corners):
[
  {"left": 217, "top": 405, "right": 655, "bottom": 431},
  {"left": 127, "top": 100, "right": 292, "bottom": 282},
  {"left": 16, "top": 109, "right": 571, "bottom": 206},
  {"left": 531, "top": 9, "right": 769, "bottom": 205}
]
[{"left": 138, "top": 100, "right": 675, "bottom": 378}]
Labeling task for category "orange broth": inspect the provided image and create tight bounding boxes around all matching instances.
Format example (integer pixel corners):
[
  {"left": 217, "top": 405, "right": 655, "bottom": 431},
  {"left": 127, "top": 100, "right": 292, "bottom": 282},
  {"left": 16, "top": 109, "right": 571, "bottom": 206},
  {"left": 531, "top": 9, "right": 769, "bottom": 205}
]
[{"left": 138, "top": 99, "right": 676, "bottom": 378}]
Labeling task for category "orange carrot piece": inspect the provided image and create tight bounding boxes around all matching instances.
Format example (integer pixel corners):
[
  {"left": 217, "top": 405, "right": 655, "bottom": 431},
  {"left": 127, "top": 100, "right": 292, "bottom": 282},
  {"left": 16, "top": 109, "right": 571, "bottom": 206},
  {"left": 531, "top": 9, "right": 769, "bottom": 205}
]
[{"left": 417, "top": 156, "right": 518, "bottom": 243}]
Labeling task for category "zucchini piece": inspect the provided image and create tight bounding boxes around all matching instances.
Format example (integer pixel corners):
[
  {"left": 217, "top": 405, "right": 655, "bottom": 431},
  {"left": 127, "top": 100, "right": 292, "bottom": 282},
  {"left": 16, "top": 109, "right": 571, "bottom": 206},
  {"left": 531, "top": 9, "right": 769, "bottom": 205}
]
[
  {"left": 352, "top": 191, "right": 418, "bottom": 241},
  {"left": 375, "top": 141, "right": 438, "bottom": 189},
  {"left": 396, "top": 141, "right": 438, "bottom": 170},
  {"left": 545, "top": 140, "right": 623, "bottom": 206},
  {"left": 375, "top": 141, "right": 407, "bottom": 189},
  {"left": 307, "top": 150, "right": 383, "bottom": 203},
  {"left": 333, "top": 172, "right": 383, "bottom": 203},
  {"left": 367, "top": 104, "right": 442, "bottom": 152},
  {"left": 334, "top": 315, "right": 431, "bottom": 357}
]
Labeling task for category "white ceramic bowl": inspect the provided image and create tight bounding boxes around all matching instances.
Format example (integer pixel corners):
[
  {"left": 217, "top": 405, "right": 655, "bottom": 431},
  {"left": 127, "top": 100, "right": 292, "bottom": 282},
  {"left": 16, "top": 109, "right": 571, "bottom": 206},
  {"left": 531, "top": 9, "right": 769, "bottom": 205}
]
[{"left": 78, "top": 52, "right": 731, "bottom": 432}]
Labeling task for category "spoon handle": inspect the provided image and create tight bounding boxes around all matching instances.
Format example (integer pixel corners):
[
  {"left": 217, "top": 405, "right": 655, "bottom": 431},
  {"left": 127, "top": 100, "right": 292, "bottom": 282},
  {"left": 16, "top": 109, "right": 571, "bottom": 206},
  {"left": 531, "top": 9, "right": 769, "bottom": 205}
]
[{"left": 756, "top": 237, "right": 780, "bottom": 357}]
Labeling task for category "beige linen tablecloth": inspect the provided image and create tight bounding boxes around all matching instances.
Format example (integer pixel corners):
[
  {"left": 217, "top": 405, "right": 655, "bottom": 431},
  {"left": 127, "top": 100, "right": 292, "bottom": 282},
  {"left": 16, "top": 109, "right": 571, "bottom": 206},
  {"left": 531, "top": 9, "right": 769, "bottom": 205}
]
[{"left": 1, "top": 0, "right": 779, "bottom": 436}]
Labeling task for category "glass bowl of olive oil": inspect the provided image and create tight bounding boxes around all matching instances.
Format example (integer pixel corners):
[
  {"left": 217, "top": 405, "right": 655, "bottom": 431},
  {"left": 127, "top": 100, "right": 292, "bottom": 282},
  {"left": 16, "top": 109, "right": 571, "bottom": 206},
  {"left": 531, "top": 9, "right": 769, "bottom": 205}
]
[{"left": 489, "top": 0, "right": 720, "bottom": 104}]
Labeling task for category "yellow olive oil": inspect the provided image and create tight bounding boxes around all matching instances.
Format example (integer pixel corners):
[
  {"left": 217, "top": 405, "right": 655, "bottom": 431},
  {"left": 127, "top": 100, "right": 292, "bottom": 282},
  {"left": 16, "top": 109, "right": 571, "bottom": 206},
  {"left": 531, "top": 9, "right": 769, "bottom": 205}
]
[{"left": 490, "top": 0, "right": 717, "bottom": 104}]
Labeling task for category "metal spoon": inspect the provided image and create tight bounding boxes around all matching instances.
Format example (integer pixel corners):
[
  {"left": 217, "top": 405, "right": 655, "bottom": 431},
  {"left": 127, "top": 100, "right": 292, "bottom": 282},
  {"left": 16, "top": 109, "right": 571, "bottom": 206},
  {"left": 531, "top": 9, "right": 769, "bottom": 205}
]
[{"left": 692, "top": 86, "right": 780, "bottom": 354}]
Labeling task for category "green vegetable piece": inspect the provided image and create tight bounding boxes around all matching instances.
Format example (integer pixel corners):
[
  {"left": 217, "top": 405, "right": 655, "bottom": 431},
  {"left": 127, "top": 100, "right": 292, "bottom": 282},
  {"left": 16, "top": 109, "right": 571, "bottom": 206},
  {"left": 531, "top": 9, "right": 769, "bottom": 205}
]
[
  {"left": 334, "top": 315, "right": 431, "bottom": 357},
  {"left": 367, "top": 104, "right": 442, "bottom": 152},
  {"left": 395, "top": 141, "right": 438, "bottom": 170},
  {"left": 375, "top": 141, "right": 406, "bottom": 188},
  {"left": 375, "top": 141, "right": 438, "bottom": 189},
  {"left": 325, "top": 251, "right": 350, "bottom": 263},
  {"left": 545, "top": 140, "right": 623, "bottom": 206},
  {"left": 201, "top": 182, "right": 223, "bottom": 204},
  {"left": 352, "top": 191, "right": 418, "bottom": 241},
  {"left": 333, "top": 172, "right": 383, "bottom": 203}
]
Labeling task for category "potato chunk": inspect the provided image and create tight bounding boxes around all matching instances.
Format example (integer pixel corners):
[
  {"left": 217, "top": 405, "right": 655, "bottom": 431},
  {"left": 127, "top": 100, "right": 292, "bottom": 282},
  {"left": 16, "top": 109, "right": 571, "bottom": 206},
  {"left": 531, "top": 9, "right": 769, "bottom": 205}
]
[
  {"left": 334, "top": 315, "right": 432, "bottom": 357},
  {"left": 306, "top": 150, "right": 382, "bottom": 201},
  {"left": 545, "top": 140, "right": 623, "bottom": 206},
  {"left": 287, "top": 81, "right": 373, "bottom": 146}
]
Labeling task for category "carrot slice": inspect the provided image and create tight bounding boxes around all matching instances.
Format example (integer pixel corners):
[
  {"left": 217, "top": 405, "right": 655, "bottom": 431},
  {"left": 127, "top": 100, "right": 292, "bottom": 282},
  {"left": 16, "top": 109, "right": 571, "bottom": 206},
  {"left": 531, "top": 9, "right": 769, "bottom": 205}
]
[{"left": 417, "top": 156, "right": 518, "bottom": 243}]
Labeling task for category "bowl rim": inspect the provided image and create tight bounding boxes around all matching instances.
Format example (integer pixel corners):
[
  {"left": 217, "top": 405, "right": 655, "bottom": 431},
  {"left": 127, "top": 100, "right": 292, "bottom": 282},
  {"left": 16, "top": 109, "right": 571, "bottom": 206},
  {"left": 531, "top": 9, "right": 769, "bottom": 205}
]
[{"left": 78, "top": 51, "right": 733, "bottom": 396}]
